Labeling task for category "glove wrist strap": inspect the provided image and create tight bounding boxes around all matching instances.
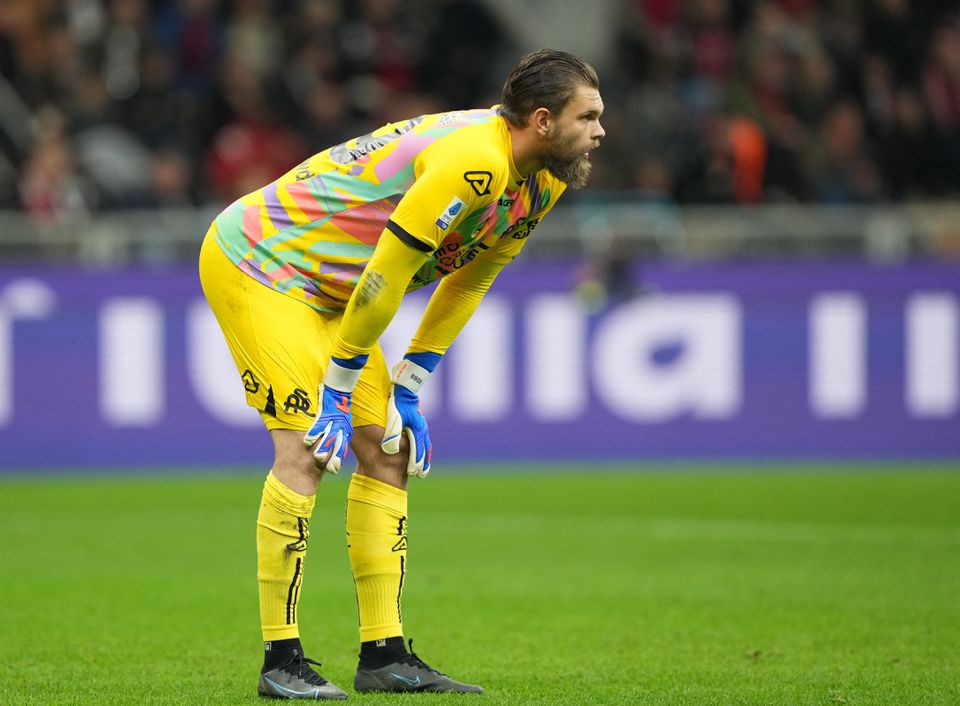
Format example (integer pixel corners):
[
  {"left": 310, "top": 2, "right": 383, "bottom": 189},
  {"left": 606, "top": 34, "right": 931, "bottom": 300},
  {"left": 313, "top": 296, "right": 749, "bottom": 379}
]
[
  {"left": 323, "top": 358, "right": 363, "bottom": 393},
  {"left": 391, "top": 359, "right": 431, "bottom": 394}
]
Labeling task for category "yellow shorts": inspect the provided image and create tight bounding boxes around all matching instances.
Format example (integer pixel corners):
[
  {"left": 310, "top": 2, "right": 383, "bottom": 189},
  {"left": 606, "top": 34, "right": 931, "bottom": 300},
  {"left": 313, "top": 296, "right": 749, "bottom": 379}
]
[{"left": 198, "top": 229, "right": 390, "bottom": 431}]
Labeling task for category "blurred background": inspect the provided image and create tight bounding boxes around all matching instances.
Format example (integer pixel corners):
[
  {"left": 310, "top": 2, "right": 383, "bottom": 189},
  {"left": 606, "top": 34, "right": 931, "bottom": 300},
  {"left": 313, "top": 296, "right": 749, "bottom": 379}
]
[{"left": 0, "top": 0, "right": 958, "bottom": 468}]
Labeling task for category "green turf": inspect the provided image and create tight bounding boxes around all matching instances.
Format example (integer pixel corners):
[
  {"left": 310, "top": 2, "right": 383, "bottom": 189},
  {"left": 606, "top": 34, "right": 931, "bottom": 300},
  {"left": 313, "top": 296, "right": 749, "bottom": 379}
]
[{"left": 0, "top": 465, "right": 958, "bottom": 705}]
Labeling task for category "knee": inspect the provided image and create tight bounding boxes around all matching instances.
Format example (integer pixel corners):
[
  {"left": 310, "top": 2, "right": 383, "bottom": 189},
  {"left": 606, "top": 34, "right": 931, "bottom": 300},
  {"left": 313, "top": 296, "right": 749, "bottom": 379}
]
[
  {"left": 351, "top": 426, "right": 409, "bottom": 490},
  {"left": 270, "top": 429, "right": 323, "bottom": 494}
]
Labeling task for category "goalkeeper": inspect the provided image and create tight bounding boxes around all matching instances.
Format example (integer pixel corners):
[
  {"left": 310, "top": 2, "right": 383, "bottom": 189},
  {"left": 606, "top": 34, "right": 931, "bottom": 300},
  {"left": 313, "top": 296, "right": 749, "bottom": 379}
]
[{"left": 199, "top": 49, "right": 604, "bottom": 699}]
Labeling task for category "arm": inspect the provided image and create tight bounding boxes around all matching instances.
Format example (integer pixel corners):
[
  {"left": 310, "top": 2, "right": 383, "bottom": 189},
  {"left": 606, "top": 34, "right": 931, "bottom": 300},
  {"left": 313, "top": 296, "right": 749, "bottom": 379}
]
[
  {"left": 303, "top": 232, "right": 430, "bottom": 474},
  {"left": 333, "top": 233, "right": 432, "bottom": 360},
  {"left": 305, "top": 140, "right": 500, "bottom": 473},
  {"left": 380, "top": 237, "right": 526, "bottom": 476},
  {"left": 393, "top": 175, "right": 567, "bottom": 450},
  {"left": 407, "top": 245, "right": 513, "bottom": 355}
]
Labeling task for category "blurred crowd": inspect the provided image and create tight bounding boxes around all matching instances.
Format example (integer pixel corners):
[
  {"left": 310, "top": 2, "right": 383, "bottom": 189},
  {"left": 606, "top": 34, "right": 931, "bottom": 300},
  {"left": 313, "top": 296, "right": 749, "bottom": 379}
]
[
  {"left": 2, "top": 0, "right": 960, "bottom": 227},
  {"left": 609, "top": 0, "right": 960, "bottom": 204}
]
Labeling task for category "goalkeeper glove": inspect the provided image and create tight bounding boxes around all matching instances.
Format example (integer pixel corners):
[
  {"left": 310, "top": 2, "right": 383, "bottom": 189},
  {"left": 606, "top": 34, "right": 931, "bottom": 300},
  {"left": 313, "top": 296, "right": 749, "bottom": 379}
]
[
  {"left": 303, "top": 355, "right": 367, "bottom": 473},
  {"left": 381, "top": 352, "right": 441, "bottom": 478}
]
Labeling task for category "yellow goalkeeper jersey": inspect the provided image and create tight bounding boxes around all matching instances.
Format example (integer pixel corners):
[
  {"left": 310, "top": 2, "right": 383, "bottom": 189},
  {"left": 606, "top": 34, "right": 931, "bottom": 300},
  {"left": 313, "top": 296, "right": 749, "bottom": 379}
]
[{"left": 212, "top": 107, "right": 566, "bottom": 313}]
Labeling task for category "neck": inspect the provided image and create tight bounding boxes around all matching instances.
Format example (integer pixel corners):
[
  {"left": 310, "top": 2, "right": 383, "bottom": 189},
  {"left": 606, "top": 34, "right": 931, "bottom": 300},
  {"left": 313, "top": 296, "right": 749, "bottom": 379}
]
[{"left": 505, "top": 119, "right": 542, "bottom": 177}]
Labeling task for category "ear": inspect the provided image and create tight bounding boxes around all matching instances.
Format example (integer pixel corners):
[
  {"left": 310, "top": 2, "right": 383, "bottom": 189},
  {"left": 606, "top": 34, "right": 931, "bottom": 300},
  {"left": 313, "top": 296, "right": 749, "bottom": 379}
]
[{"left": 531, "top": 107, "right": 552, "bottom": 137}]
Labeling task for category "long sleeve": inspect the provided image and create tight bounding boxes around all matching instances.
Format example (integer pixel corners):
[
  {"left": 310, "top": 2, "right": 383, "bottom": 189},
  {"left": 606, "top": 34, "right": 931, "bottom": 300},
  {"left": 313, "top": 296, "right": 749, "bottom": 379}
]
[
  {"left": 406, "top": 241, "right": 520, "bottom": 355},
  {"left": 331, "top": 232, "right": 430, "bottom": 358}
]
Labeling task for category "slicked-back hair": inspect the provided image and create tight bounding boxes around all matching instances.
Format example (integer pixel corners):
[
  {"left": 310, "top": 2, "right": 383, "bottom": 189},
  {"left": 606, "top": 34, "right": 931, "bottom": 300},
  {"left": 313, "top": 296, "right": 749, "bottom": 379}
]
[{"left": 499, "top": 49, "right": 599, "bottom": 127}]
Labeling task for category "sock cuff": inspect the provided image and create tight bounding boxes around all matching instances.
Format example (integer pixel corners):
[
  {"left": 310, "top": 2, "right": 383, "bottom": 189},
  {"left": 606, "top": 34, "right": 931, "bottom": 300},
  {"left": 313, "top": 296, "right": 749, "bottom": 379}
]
[
  {"left": 264, "top": 471, "right": 316, "bottom": 517},
  {"left": 348, "top": 473, "right": 407, "bottom": 515},
  {"left": 262, "top": 624, "right": 303, "bottom": 642}
]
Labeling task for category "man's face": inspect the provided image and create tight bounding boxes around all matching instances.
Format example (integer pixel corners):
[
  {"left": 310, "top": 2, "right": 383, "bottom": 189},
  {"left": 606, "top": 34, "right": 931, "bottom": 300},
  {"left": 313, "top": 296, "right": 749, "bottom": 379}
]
[{"left": 540, "top": 84, "right": 605, "bottom": 189}]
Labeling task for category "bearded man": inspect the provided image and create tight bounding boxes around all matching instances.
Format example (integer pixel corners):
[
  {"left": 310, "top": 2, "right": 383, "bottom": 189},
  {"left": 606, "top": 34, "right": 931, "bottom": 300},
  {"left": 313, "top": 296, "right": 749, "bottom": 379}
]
[{"left": 199, "top": 48, "right": 605, "bottom": 699}]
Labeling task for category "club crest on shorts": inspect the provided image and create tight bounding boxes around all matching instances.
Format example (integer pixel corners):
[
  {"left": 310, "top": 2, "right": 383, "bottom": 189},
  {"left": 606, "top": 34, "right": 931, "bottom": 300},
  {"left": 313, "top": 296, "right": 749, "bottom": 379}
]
[
  {"left": 283, "top": 388, "right": 315, "bottom": 417},
  {"left": 436, "top": 196, "right": 466, "bottom": 231},
  {"left": 241, "top": 369, "right": 260, "bottom": 393}
]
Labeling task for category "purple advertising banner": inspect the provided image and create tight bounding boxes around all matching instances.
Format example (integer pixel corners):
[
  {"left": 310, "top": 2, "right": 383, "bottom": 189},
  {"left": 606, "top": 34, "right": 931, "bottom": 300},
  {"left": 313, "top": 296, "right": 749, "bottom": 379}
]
[{"left": 0, "top": 261, "right": 958, "bottom": 469}]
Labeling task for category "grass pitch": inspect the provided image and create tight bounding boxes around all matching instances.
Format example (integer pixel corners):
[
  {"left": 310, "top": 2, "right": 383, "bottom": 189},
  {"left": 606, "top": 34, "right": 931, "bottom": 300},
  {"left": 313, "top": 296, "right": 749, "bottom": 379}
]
[{"left": 0, "top": 464, "right": 958, "bottom": 705}]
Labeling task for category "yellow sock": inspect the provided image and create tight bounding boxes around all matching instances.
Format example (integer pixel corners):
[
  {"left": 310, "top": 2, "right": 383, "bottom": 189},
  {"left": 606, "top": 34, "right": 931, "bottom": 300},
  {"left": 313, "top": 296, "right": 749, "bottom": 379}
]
[
  {"left": 257, "top": 471, "right": 316, "bottom": 641},
  {"left": 347, "top": 474, "right": 408, "bottom": 642}
]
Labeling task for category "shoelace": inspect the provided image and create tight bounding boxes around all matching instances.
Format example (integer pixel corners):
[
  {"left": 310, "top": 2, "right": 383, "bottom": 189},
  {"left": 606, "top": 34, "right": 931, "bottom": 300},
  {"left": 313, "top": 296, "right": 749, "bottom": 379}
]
[
  {"left": 400, "top": 639, "right": 445, "bottom": 677},
  {"left": 280, "top": 653, "right": 329, "bottom": 686}
]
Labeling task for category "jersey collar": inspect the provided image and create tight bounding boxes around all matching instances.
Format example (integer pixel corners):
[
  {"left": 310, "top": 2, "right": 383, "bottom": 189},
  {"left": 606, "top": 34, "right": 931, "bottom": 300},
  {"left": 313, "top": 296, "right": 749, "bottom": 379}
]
[{"left": 494, "top": 108, "right": 525, "bottom": 188}]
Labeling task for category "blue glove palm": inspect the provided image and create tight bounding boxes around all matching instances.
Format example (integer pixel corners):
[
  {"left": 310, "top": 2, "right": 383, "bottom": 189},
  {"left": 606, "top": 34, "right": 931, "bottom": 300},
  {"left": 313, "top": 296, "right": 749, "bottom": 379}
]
[
  {"left": 382, "top": 384, "right": 431, "bottom": 477},
  {"left": 303, "top": 384, "right": 353, "bottom": 474},
  {"left": 381, "top": 352, "right": 441, "bottom": 478}
]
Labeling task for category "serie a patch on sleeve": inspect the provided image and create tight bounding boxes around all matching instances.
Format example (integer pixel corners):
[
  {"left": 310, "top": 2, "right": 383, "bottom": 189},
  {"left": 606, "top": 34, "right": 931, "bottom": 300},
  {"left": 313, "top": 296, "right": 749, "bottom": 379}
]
[{"left": 436, "top": 196, "right": 466, "bottom": 230}]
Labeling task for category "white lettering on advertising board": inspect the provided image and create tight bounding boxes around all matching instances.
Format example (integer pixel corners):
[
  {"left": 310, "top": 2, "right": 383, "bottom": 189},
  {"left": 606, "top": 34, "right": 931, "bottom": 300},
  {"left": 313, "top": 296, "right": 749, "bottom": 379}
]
[{"left": 0, "top": 286, "right": 957, "bottom": 430}]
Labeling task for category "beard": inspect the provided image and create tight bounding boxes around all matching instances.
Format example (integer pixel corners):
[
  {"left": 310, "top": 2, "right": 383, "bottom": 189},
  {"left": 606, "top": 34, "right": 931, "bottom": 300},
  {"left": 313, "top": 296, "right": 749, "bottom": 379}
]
[
  {"left": 543, "top": 153, "right": 591, "bottom": 189},
  {"left": 541, "top": 136, "right": 593, "bottom": 189}
]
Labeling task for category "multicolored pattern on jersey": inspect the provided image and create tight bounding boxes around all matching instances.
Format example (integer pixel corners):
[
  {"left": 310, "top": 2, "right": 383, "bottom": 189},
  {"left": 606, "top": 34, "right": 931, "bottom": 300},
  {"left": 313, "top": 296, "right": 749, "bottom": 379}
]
[{"left": 212, "top": 108, "right": 566, "bottom": 312}]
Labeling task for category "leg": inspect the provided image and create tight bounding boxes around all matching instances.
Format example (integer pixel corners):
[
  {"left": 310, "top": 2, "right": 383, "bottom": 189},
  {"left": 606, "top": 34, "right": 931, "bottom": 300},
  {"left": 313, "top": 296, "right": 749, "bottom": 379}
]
[
  {"left": 352, "top": 424, "right": 408, "bottom": 488},
  {"left": 345, "top": 426, "right": 482, "bottom": 694},
  {"left": 271, "top": 428, "right": 326, "bottom": 495},
  {"left": 255, "top": 430, "right": 347, "bottom": 699},
  {"left": 198, "top": 235, "right": 348, "bottom": 698},
  {"left": 345, "top": 425, "right": 409, "bottom": 646},
  {"left": 257, "top": 429, "right": 323, "bottom": 643}
]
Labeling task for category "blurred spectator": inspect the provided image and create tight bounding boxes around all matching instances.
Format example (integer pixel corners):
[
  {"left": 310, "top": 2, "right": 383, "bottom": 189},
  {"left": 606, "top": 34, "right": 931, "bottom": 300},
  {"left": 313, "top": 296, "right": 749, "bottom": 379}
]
[
  {"left": 678, "top": 112, "right": 766, "bottom": 204},
  {"left": 18, "top": 109, "right": 89, "bottom": 221},
  {"left": 922, "top": 18, "right": 960, "bottom": 191},
  {"left": 154, "top": 0, "right": 223, "bottom": 96},
  {"left": 205, "top": 55, "right": 305, "bottom": 201},
  {"left": 575, "top": 237, "right": 638, "bottom": 313},
  {"left": 99, "top": 0, "right": 150, "bottom": 103},
  {"left": 804, "top": 100, "right": 885, "bottom": 203},
  {"left": 681, "top": 0, "right": 736, "bottom": 102},
  {"left": 419, "top": 0, "right": 512, "bottom": 108},
  {"left": 298, "top": 80, "right": 354, "bottom": 148},
  {"left": 790, "top": 46, "right": 839, "bottom": 126},
  {"left": 864, "top": 0, "right": 930, "bottom": 84},
  {"left": 69, "top": 70, "right": 155, "bottom": 207},
  {"left": 225, "top": 0, "right": 284, "bottom": 80},
  {"left": 17, "top": 107, "right": 91, "bottom": 258},
  {"left": 122, "top": 42, "right": 196, "bottom": 148},
  {"left": 153, "top": 148, "right": 193, "bottom": 202},
  {"left": 880, "top": 87, "right": 941, "bottom": 198},
  {"left": 725, "top": 3, "right": 809, "bottom": 200},
  {"left": 206, "top": 116, "right": 306, "bottom": 202},
  {"left": 338, "top": 0, "right": 425, "bottom": 118}
]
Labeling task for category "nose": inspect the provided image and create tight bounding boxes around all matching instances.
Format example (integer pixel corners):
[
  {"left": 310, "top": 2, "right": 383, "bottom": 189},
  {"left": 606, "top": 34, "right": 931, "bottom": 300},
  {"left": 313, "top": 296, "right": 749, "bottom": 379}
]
[{"left": 594, "top": 120, "right": 606, "bottom": 141}]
